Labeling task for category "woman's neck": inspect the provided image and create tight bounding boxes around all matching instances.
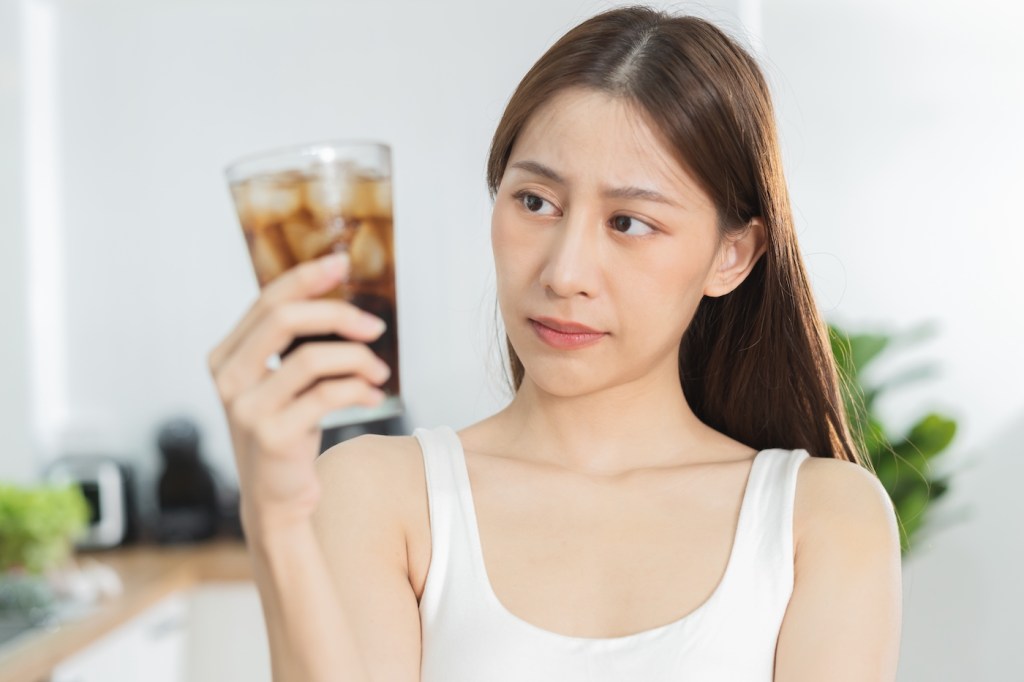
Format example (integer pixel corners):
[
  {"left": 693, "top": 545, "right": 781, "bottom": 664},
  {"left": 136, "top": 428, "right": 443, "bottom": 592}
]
[{"left": 482, "top": 369, "right": 719, "bottom": 477}]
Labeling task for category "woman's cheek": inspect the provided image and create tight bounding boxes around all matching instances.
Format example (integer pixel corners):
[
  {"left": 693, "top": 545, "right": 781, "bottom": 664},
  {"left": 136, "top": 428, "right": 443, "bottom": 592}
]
[{"left": 491, "top": 207, "right": 535, "bottom": 274}]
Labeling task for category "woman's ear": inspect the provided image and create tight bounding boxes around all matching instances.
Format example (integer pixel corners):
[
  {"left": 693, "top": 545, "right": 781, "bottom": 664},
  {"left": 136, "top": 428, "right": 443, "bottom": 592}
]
[{"left": 703, "top": 217, "right": 767, "bottom": 297}]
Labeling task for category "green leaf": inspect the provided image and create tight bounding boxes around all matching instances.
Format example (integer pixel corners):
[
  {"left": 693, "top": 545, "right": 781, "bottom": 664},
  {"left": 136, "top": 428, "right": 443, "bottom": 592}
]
[
  {"left": 828, "top": 324, "right": 857, "bottom": 379},
  {"left": 862, "top": 417, "right": 888, "bottom": 459},
  {"left": 824, "top": 319, "right": 958, "bottom": 559},
  {"left": 874, "top": 449, "right": 901, "bottom": 496},
  {"left": 890, "top": 457, "right": 932, "bottom": 506},
  {"left": 861, "top": 386, "right": 881, "bottom": 413},
  {"left": 847, "top": 333, "right": 890, "bottom": 375},
  {"left": 903, "top": 413, "right": 957, "bottom": 459},
  {"left": 928, "top": 477, "right": 950, "bottom": 501},
  {"left": 895, "top": 484, "right": 930, "bottom": 554}
]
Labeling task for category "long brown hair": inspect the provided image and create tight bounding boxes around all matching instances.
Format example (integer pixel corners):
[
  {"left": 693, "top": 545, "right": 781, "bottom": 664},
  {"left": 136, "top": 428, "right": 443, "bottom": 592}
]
[{"left": 486, "top": 5, "right": 867, "bottom": 466}]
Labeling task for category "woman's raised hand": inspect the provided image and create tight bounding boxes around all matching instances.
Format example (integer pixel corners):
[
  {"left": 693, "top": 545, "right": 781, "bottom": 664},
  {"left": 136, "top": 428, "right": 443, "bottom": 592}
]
[{"left": 207, "top": 253, "right": 392, "bottom": 537}]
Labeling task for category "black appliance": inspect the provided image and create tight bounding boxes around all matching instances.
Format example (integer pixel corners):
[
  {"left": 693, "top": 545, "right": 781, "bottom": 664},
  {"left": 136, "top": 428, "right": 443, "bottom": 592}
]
[{"left": 153, "top": 417, "right": 220, "bottom": 544}]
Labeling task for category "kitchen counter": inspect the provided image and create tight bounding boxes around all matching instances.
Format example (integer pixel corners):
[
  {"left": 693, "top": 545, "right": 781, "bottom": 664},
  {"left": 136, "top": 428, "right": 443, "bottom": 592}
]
[{"left": 0, "top": 538, "right": 253, "bottom": 682}]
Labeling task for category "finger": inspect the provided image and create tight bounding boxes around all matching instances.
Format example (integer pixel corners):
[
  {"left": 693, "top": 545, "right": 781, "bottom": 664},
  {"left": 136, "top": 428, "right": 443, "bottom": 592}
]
[
  {"left": 231, "top": 341, "right": 391, "bottom": 422},
  {"left": 213, "top": 299, "right": 388, "bottom": 404},
  {"left": 208, "top": 252, "right": 350, "bottom": 373},
  {"left": 260, "top": 377, "right": 386, "bottom": 444}
]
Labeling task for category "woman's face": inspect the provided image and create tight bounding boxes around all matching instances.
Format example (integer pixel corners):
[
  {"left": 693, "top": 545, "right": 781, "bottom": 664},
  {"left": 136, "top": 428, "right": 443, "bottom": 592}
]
[{"left": 491, "top": 87, "right": 752, "bottom": 397}]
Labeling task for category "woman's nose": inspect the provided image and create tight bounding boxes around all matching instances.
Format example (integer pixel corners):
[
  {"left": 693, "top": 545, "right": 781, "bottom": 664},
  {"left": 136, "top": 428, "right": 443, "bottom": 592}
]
[{"left": 538, "top": 210, "right": 601, "bottom": 299}]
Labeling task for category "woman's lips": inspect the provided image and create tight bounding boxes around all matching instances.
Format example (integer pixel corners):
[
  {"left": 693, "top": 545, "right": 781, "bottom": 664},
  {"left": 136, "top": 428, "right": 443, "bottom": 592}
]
[{"left": 529, "top": 319, "right": 607, "bottom": 349}]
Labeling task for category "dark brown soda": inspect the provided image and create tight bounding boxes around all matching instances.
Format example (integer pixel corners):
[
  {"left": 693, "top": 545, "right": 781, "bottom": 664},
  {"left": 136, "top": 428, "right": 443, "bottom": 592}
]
[{"left": 280, "top": 292, "right": 400, "bottom": 396}]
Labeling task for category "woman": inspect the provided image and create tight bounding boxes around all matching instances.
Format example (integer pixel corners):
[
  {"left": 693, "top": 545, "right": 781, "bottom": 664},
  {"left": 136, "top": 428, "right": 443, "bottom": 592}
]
[{"left": 208, "top": 6, "right": 902, "bottom": 681}]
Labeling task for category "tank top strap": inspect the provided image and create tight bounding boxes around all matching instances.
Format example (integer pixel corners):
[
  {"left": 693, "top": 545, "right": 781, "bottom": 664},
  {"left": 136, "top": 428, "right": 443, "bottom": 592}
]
[
  {"left": 412, "top": 425, "right": 488, "bottom": 619},
  {"left": 719, "top": 447, "right": 811, "bottom": 607}
]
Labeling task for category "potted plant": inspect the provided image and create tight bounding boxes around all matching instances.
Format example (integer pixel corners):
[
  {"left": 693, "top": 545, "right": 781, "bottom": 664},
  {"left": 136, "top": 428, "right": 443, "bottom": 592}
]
[
  {"left": 828, "top": 320, "right": 958, "bottom": 556},
  {"left": 0, "top": 482, "right": 90, "bottom": 623}
]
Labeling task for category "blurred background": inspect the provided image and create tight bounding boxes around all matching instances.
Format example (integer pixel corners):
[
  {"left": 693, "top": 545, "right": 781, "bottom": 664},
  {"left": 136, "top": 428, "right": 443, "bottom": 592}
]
[{"left": 0, "top": 0, "right": 1020, "bottom": 680}]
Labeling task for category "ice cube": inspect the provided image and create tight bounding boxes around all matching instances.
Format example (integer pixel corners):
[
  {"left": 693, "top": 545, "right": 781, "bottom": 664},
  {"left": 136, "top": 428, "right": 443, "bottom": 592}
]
[
  {"left": 304, "top": 164, "right": 355, "bottom": 223},
  {"left": 344, "top": 174, "right": 380, "bottom": 216},
  {"left": 350, "top": 220, "right": 388, "bottom": 280},
  {"left": 281, "top": 214, "right": 339, "bottom": 263},
  {"left": 374, "top": 179, "right": 393, "bottom": 218},
  {"left": 249, "top": 231, "right": 294, "bottom": 285},
  {"left": 237, "top": 173, "right": 301, "bottom": 225}
]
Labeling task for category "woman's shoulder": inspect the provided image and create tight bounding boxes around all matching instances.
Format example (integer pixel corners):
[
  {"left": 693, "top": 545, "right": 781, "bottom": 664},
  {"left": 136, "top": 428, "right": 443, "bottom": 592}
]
[
  {"left": 317, "top": 431, "right": 427, "bottom": 485},
  {"left": 793, "top": 455, "right": 891, "bottom": 514},
  {"left": 792, "top": 454, "right": 899, "bottom": 558},
  {"left": 319, "top": 430, "right": 424, "bottom": 465},
  {"left": 315, "top": 432, "right": 429, "bottom": 528}
]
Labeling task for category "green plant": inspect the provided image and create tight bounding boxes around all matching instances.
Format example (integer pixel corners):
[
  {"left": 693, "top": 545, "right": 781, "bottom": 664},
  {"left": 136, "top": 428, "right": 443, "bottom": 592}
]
[
  {"left": 0, "top": 482, "right": 90, "bottom": 575},
  {"left": 828, "top": 321, "right": 957, "bottom": 557}
]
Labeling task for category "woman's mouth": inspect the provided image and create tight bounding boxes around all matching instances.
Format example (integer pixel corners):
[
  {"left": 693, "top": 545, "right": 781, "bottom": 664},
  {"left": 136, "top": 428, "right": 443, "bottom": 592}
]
[{"left": 529, "top": 317, "right": 607, "bottom": 350}]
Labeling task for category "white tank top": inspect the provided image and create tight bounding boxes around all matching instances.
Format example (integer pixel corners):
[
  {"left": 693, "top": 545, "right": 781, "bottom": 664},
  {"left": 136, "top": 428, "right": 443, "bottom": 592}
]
[{"left": 412, "top": 425, "right": 810, "bottom": 681}]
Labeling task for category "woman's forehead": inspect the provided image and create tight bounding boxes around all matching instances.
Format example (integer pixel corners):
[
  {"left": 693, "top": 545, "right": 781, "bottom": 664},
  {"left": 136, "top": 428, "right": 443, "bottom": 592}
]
[{"left": 509, "top": 88, "right": 709, "bottom": 208}]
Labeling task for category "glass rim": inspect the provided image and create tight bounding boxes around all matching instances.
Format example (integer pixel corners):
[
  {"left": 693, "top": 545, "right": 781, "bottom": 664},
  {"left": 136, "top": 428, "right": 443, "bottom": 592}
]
[{"left": 224, "top": 139, "right": 391, "bottom": 183}]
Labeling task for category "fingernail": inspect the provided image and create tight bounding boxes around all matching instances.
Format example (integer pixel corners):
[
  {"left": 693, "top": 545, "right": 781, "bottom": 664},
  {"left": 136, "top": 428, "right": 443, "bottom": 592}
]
[
  {"left": 362, "top": 313, "right": 387, "bottom": 334},
  {"left": 321, "top": 252, "right": 349, "bottom": 276},
  {"left": 375, "top": 361, "right": 392, "bottom": 382}
]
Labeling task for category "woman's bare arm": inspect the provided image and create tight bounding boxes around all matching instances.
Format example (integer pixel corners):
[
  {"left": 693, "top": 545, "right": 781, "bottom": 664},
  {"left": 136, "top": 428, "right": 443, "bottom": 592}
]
[
  {"left": 207, "top": 254, "right": 414, "bottom": 681},
  {"left": 310, "top": 434, "right": 424, "bottom": 680},
  {"left": 773, "top": 458, "right": 903, "bottom": 681},
  {"left": 243, "top": 434, "right": 423, "bottom": 682},
  {"left": 246, "top": 518, "right": 374, "bottom": 682}
]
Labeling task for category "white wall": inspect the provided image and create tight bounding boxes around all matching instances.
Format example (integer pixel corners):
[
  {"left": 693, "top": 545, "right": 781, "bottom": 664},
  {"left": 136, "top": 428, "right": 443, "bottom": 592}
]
[
  {"left": 0, "top": 1, "right": 33, "bottom": 484},
  {"left": 2, "top": 0, "right": 1021, "bottom": 678},
  {"left": 764, "top": 0, "right": 1024, "bottom": 448},
  {"left": 897, "top": 412, "right": 1024, "bottom": 679}
]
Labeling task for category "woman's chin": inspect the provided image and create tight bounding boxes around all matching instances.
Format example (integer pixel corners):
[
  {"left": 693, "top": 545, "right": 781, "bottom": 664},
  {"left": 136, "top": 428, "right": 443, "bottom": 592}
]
[{"left": 517, "top": 364, "right": 607, "bottom": 399}]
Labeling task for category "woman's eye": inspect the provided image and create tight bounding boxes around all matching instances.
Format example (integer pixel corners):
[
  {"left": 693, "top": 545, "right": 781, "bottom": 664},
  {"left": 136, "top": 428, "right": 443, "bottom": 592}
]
[
  {"left": 611, "top": 215, "right": 656, "bottom": 237},
  {"left": 514, "top": 191, "right": 557, "bottom": 216}
]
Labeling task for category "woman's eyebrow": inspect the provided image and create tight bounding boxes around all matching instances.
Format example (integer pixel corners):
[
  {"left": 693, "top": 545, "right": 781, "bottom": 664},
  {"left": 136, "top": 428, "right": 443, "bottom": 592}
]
[
  {"left": 508, "top": 159, "right": 683, "bottom": 208},
  {"left": 510, "top": 160, "right": 567, "bottom": 184},
  {"left": 605, "top": 185, "right": 683, "bottom": 208}
]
